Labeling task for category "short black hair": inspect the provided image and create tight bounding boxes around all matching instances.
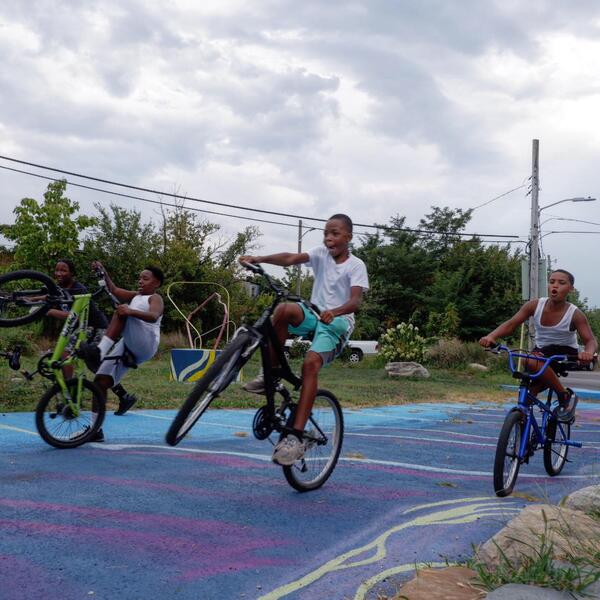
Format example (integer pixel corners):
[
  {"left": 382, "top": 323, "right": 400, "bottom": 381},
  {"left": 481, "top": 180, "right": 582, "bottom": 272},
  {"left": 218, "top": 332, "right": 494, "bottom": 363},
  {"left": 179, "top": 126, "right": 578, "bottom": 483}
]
[
  {"left": 552, "top": 269, "right": 574, "bottom": 286},
  {"left": 328, "top": 213, "right": 353, "bottom": 234},
  {"left": 144, "top": 265, "right": 164, "bottom": 286},
  {"left": 56, "top": 259, "right": 76, "bottom": 275}
]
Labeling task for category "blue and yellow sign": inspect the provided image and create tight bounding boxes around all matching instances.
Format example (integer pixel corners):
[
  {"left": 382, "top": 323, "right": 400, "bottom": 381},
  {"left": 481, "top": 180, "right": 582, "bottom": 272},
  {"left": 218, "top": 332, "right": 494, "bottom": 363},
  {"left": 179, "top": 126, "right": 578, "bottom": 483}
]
[{"left": 170, "top": 349, "right": 240, "bottom": 382}]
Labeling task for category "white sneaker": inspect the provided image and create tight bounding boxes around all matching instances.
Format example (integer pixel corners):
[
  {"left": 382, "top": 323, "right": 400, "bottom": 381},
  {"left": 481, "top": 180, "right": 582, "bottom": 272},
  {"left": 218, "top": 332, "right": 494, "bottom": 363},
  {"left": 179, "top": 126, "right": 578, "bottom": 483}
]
[
  {"left": 242, "top": 368, "right": 265, "bottom": 394},
  {"left": 272, "top": 435, "right": 306, "bottom": 466}
]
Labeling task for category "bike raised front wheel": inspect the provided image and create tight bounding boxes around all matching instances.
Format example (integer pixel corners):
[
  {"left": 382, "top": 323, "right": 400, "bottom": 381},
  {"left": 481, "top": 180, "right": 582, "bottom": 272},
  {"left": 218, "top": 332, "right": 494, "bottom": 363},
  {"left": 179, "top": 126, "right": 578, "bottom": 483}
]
[
  {"left": 493, "top": 410, "right": 524, "bottom": 497},
  {"left": 283, "top": 389, "right": 344, "bottom": 492},
  {"left": 543, "top": 418, "right": 570, "bottom": 476},
  {"left": 165, "top": 332, "right": 254, "bottom": 446},
  {"left": 0, "top": 270, "right": 59, "bottom": 327},
  {"left": 35, "top": 378, "right": 106, "bottom": 449}
]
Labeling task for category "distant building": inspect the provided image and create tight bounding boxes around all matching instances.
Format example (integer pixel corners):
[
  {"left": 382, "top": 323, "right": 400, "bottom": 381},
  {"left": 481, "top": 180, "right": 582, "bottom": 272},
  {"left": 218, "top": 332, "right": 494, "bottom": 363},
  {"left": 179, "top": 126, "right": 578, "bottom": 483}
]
[{"left": 241, "top": 281, "right": 260, "bottom": 298}]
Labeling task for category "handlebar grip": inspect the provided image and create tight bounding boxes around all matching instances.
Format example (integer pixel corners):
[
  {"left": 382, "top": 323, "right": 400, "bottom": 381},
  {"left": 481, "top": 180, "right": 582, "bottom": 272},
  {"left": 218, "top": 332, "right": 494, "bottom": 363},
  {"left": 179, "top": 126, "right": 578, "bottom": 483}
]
[{"left": 241, "top": 261, "right": 263, "bottom": 274}]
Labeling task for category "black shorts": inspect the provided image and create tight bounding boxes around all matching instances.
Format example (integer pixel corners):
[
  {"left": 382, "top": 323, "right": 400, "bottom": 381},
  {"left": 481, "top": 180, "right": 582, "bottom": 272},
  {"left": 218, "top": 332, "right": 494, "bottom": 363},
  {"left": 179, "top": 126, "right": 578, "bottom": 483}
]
[{"left": 533, "top": 345, "right": 577, "bottom": 374}]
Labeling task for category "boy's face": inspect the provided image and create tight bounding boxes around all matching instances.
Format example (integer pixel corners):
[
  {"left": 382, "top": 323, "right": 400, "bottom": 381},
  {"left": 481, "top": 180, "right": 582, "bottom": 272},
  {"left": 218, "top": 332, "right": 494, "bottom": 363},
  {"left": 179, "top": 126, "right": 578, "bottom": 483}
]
[
  {"left": 54, "top": 262, "right": 74, "bottom": 286},
  {"left": 548, "top": 271, "right": 573, "bottom": 301},
  {"left": 138, "top": 270, "right": 160, "bottom": 294},
  {"left": 323, "top": 218, "right": 352, "bottom": 258}
]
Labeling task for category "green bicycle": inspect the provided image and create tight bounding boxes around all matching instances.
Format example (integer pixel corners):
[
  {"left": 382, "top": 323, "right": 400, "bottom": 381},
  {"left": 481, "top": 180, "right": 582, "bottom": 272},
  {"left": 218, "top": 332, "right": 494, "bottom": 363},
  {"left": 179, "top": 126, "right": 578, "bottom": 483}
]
[{"left": 0, "top": 269, "right": 112, "bottom": 448}]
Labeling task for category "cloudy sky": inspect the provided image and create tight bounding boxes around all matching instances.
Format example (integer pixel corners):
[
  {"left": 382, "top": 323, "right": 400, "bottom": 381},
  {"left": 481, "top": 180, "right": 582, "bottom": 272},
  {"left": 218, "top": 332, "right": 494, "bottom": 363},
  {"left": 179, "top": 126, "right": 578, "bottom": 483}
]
[{"left": 1, "top": 1, "right": 600, "bottom": 303}]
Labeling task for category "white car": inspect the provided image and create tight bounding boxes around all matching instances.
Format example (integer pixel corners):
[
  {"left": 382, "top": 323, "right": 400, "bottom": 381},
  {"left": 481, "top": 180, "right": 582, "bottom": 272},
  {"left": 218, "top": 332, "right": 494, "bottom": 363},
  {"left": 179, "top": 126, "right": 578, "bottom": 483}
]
[{"left": 284, "top": 338, "right": 378, "bottom": 363}]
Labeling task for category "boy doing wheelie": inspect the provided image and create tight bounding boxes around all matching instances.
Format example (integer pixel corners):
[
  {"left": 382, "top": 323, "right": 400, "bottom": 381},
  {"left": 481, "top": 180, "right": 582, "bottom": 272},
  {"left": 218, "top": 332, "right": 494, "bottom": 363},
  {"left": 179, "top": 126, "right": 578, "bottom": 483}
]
[{"left": 239, "top": 214, "right": 369, "bottom": 465}]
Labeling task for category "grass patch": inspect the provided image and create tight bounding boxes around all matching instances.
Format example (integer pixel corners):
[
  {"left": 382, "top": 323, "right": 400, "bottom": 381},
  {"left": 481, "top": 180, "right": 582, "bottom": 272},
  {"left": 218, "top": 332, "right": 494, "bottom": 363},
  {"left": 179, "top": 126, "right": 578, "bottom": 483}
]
[{"left": 0, "top": 353, "right": 512, "bottom": 413}]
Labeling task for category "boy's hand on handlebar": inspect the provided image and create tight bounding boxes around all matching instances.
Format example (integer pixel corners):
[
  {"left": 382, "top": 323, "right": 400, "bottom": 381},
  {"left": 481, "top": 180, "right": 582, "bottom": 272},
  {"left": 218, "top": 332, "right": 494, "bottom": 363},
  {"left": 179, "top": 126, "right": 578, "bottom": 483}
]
[
  {"left": 578, "top": 350, "right": 595, "bottom": 363},
  {"left": 479, "top": 335, "right": 496, "bottom": 348},
  {"left": 238, "top": 255, "right": 259, "bottom": 265}
]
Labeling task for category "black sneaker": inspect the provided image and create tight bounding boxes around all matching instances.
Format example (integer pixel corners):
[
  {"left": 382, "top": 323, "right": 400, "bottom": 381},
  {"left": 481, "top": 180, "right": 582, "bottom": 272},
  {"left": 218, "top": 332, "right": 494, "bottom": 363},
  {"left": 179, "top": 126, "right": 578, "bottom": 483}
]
[
  {"left": 556, "top": 388, "right": 578, "bottom": 423},
  {"left": 114, "top": 393, "right": 137, "bottom": 416},
  {"left": 78, "top": 342, "right": 101, "bottom": 372}
]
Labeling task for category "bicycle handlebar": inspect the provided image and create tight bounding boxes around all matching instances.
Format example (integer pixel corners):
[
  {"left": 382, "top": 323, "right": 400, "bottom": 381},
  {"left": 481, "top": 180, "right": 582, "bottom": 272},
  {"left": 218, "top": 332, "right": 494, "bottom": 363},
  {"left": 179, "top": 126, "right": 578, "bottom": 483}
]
[{"left": 486, "top": 344, "right": 579, "bottom": 379}]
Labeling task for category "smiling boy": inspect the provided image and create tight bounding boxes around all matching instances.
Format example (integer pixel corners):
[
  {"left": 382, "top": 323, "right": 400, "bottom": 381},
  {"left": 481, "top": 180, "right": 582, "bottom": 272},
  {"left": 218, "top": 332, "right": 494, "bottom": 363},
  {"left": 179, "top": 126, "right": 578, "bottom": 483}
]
[
  {"left": 239, "top": 213, "right": 369, "bottom": 465},
  {"left": 480, "top": 269, "right": 597, "bottom": 422}
]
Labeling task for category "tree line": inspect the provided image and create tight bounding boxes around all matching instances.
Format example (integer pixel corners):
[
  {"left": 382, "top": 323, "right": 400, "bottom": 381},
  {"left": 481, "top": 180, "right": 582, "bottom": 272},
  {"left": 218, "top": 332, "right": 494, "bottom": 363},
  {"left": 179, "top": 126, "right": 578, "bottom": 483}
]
[{"left": 2, "top": 180, "right": 598, "bottom": 344}]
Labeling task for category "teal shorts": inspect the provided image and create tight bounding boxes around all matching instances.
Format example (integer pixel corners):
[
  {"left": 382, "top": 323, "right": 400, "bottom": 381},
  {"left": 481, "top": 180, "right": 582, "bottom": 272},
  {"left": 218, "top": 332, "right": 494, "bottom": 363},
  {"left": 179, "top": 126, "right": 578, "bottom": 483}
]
[{"left": 288, "top": 304, "right": 349, "bottom": 366}]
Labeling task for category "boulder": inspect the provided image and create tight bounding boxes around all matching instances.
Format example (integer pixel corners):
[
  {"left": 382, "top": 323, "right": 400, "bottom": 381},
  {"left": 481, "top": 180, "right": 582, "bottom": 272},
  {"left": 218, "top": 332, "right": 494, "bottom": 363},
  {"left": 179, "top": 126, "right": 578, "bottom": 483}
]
[
  {"left": 563, "top": 484, "right": 600, "bottom": 514},
  {"left": 468, "top": 363, "right": 488, "bottom": 372},
  {"left": 476, "top": 504, "right": 600, "bottom": 568},
  {"left": 394, "top": 566, "right": 485, "bottom": 600},
  {"left": 385, "top": 362, "right": 430, "bottom": 378}
]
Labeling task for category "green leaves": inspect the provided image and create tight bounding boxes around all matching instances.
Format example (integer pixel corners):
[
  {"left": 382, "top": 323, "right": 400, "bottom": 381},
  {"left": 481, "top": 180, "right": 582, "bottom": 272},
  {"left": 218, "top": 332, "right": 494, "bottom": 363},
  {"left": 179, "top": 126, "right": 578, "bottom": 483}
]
[{"left": 379, "top": 322, "right": 426, "bottom": 362}]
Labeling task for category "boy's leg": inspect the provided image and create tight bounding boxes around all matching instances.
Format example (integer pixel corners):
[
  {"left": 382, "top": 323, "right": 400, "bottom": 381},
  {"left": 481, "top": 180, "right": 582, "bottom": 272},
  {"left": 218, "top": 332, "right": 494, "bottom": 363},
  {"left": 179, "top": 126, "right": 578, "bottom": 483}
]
[
  {"left": 79, "top": 312, "right": 127, "bottom": 371},
  {"left": 527, "top": 357, "right": 576, "bottom": 421},
  {"left": 293, "top": 351, "right": 323, "bottom": 430}
]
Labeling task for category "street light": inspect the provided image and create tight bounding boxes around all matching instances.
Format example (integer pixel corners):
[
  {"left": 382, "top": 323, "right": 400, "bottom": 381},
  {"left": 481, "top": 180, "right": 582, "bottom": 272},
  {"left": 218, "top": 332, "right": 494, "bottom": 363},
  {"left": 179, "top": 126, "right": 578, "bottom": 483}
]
[{"left": 539, "top": 196, "right": 596, "bottom": 213}]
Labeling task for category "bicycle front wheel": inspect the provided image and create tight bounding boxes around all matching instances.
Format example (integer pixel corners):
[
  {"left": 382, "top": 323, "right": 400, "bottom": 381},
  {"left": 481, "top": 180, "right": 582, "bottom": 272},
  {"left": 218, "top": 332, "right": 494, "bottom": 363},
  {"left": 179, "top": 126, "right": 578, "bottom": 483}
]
[
  {"left": 493, "top": 410, "right": 524, "bottom": 497},
  {"left": 543, "top": 418, "right": 570, "bottom": 476},
  {"left": 0, "top": 270, "right": 59, "bottom": 327},
  {"left": 283, "top": 389, "right": 344, "bottom": 492},
  {"left": 35, "top": 378, "right": 106, "bottom": 449},
  {"left": 165, "top": 332, "right": 254, "bottom": 446}
]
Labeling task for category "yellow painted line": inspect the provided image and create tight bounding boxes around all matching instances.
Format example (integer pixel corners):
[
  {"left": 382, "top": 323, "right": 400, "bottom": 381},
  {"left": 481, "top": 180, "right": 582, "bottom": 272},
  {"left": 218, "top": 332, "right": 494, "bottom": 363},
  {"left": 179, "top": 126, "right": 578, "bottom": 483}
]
[
  {"left": 0, "top": 423, "right": 38, "bottom": 436},
  {"left": 259, "top": 499, "right": 514, "bottom": 600}
]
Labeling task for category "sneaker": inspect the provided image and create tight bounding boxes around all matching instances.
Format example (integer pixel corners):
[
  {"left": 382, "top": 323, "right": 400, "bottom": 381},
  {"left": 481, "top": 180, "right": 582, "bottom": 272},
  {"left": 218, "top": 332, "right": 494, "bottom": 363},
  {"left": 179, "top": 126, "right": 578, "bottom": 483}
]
[
  {"left": 242, "top": 373, "right": 265, "bottom": 395},
  {"left": 78, "top": 342, "right": 101, "bottom": 373},
  {"left": 70, "top": 426, "right": 104, "bottom": 443},
  {"left": 272, "top": 435, "right": 306, "bottom": 466},
  {"left": 114, "top": 393, "right": 137, "bottom": 416},
  {"left": 556, "top": 388, "right": 578, "bottom": 422}
]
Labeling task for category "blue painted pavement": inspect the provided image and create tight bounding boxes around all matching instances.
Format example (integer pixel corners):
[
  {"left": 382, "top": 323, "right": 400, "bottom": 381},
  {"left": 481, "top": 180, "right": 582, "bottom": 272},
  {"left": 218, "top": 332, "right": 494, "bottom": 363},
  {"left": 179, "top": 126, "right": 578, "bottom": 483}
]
[{"left": 1, "top": 400, "right": 599, "bottom": 599}]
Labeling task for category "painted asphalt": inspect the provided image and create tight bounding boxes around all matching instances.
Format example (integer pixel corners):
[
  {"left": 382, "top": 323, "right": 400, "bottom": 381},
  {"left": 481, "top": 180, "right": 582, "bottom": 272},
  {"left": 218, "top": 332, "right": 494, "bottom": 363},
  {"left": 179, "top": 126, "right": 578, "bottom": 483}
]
[{"left": 1, "top": 398, "right": 599, "bottom": 600}]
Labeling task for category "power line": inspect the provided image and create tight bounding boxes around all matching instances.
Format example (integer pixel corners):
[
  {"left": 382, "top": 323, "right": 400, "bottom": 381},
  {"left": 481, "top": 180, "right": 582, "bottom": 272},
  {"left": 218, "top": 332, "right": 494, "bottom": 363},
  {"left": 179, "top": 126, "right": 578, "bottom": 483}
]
[
  {"left": 0, "top": 154, "right": 519, "bottom": 239},
  {"left": 470, "top": 179, "right": 529, "bottom": 211}
]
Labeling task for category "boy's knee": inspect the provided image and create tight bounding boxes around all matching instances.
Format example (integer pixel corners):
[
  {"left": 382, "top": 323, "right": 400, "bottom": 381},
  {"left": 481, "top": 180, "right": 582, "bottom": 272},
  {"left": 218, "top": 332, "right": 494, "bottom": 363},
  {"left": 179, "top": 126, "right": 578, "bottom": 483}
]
[
  {"left": 302, "top": 352, "right": 323, "bottom": 375},
  {"left": 274, "top": 303, "right": 303, "bottom": 326}
]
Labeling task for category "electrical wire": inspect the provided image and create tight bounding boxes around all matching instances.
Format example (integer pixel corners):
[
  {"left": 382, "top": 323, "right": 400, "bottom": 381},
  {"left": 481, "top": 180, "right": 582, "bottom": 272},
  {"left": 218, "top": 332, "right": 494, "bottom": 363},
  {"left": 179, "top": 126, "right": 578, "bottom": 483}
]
[{"left": 0, "top": 155, "right": 519, "bottom": 239}]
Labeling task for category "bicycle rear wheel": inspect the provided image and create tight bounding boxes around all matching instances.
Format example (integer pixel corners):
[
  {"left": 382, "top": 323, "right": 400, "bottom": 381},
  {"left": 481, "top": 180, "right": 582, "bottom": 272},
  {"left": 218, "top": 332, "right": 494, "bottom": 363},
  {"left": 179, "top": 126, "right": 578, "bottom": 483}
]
[
  {"left": 165, "top": 332, "right": 254, "bottom": 446},
  {"left": 35, "top": 378, "right": 106, "bottom": 449},
  {"left": 493, "top": 410, "right": 524, "bottom": 497},
  {"left": 543, "top": 418, "right": 570, "bottom": 476},
  {"left": 0, "top": 270, "right": 59, "bottom": 327},
  {"left": 283, "top": 389, "right": 344, "bottom": 492}
]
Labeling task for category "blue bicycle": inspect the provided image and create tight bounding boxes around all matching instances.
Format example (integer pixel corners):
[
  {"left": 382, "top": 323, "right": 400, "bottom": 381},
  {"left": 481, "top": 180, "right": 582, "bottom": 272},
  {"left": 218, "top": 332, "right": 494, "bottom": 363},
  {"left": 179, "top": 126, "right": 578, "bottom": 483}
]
[{"left": 491, "top": 345, "right": 583, "bottom": 497}]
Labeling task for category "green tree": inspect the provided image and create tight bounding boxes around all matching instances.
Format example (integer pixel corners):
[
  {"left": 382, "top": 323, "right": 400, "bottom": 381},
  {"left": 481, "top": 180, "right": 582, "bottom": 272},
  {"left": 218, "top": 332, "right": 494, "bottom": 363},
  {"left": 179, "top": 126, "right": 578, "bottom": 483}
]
[{"left": 2, "top": 180, "right": 95, "bottom": 272}]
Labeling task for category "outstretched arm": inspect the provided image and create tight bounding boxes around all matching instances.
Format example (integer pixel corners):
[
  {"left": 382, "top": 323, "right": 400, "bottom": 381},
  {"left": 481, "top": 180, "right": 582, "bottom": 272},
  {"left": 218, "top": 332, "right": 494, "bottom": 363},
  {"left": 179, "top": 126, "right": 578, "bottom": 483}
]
[
  {"left": 239, "top": 252, "right": 310, "bottom": 267},
  {"left": 479, "top": 300, "right": 537, "bottom": 347}
]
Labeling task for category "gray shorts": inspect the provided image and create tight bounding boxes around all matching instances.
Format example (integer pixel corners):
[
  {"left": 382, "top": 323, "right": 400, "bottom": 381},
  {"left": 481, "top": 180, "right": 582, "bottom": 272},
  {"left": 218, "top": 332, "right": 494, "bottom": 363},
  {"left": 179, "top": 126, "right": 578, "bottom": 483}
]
[{"left": 95, "top": 320, "right": 159, "bottom": 385}]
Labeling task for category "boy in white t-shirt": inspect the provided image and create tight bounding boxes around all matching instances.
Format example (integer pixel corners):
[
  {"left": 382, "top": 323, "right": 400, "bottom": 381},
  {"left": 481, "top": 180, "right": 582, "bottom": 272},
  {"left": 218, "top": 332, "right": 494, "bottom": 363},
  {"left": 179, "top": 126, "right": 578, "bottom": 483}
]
[{"left": 239, "top": 214, "right": 369, "bottom": 465}]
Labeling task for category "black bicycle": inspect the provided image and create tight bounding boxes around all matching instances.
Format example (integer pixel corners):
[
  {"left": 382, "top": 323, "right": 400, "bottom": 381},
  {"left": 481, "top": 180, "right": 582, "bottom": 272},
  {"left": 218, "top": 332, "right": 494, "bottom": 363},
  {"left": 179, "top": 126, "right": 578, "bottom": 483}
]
[{"left": 165, "top": 262, "right": 344, "bottom": 492}]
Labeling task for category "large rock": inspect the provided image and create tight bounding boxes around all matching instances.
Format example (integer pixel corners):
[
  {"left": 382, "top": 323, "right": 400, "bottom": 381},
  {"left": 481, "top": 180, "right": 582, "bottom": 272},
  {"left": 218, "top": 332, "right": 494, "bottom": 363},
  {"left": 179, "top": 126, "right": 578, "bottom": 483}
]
[
  {"left": 385, "top": 362, "right": 430, "bottom": 378},
  {"left": 394, "top": 566, "right": 485, "bottom": 599},
  {"left": 563, "top": 484, "right": 600, "bottom": 514},
  {"left": 468, "top": 363, "right": 488, "bottom": 372},
  {"left": 476, "top": 504, "right": 600, "bottom": 568}
]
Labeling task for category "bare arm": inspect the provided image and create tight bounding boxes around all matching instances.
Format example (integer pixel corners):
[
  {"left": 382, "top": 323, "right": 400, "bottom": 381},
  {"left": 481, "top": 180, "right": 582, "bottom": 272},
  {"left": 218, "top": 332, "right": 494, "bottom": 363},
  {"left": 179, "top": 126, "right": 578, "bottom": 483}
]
[
  {"left": 572, "top": 309, "right": 598, "bottom": 361},
  {"left": 116, "top": 294, "right": 164, "bottom": 323},
  {"left": 47, "top": 308, "right": 69, "bottom": 320},
  {"left": 479, "top": 300, "right": 538, "bottom": 347},
  {"left": 320, "top": 286, "right": 364, "bottom": 325},
  {"left": 92, "top": 261, "right": 137, "bottom": 303},
  {"left": 238, "top": 252, "right": 310, "bottom": 268}
]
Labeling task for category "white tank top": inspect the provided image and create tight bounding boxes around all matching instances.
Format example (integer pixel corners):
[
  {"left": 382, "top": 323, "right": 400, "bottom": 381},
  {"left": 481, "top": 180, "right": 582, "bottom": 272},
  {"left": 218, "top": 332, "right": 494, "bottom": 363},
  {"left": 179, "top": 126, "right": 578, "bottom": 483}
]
[
  {"left": 129, "top": 294, "right": 162, "bottom": 341},
  {"left": 533, "top": 297, "right": 577, "bottom": 349}
]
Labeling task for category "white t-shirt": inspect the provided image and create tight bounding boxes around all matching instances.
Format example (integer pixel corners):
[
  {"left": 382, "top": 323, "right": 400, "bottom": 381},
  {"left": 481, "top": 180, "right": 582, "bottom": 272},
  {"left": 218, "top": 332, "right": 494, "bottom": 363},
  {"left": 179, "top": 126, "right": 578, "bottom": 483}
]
[{"left": 306, "top": 245, "right": 369, "bottom": 332}]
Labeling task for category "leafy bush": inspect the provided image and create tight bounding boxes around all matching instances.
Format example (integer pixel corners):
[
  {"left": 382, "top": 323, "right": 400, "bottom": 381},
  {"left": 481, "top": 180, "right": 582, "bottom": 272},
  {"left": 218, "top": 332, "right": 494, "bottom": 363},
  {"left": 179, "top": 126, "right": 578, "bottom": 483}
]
[
  {"left": 378, "top": 322, "right": 425, "bottom": 362},
  {"left": 425, "top": 338, "right": 502, "bottom": 370},
  {"left": 0, "top": 328, "right": 37, "bottom": 356}
]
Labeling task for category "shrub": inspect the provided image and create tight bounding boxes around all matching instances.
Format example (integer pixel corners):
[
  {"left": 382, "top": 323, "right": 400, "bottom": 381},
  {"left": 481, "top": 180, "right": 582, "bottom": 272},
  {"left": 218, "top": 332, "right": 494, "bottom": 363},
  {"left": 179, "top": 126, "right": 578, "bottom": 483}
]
[
  {"left": 425, "top": 338, "right": 499, "bottom": 370},
  {"left": 378, "top": 322, "right": 425, "bottom": 362},
  {"left": 0, "top": 328, "right": 37, "bottom": 356},
  {"left": 289, "top": 337, "right": 308, "bottom": 359}
]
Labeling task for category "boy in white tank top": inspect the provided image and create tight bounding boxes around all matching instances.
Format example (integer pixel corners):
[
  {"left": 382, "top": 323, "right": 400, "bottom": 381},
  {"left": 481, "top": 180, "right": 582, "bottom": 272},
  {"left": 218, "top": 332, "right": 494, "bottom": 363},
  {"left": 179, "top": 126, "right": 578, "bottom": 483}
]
[
  {"left": 79, "top": 262, "right": 165, "bottom": 441},
  {"left": 480, "top": 269, "right": 597, "bottom": 422}
]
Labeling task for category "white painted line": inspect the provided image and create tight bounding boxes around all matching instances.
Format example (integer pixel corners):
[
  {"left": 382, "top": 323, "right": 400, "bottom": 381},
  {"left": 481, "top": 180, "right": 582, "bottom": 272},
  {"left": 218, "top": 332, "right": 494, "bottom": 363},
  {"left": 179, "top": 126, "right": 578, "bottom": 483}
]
[{"left": 0, "top": 423, "right": 38, "bottom": 436}]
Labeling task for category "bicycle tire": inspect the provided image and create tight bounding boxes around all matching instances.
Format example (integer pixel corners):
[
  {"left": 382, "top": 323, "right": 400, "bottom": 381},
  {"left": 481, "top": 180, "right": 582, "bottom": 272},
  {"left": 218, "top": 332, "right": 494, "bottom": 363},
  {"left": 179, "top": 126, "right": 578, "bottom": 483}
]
[
  {"left": 543, "top": 418, "right": 570, "bottom": 476},
  {"left": 35, "top": 378, "right": 106, "bottom": 449},
  {"left": 165, "top": 332, "right": 254, "bottom": 446},
  {"left": 493, "top": 410, "right": 524, "bottom": 497},
  {"left": 0, "top": 270, "right": 59, "bottom": 327},
  {"left": 283, "top": 389, "right": 344, "bottom": 492}
]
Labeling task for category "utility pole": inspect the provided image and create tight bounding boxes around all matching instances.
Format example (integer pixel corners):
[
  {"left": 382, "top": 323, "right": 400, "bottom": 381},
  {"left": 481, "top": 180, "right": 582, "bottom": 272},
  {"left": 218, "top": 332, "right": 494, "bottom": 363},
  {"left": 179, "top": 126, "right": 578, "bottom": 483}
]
[
  {"left": 528, "top": 139, "right": 540, "bottom": 349},
  {"left": 296, "top": 219, "right": 302, "bottom": 295},
  {"left": 529, "top": 139, "right": 540, "bottom": 300}
]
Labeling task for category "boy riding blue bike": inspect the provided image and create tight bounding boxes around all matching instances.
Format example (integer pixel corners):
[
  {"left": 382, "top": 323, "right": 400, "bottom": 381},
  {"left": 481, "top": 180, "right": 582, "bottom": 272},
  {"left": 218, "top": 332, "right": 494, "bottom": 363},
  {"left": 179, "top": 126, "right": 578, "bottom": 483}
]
[
  {"left": 239, "top": 213, "right": 369, "bottom": 466},
  {"left": 480, "top": 269, "right": 597, "bottom": 422}
]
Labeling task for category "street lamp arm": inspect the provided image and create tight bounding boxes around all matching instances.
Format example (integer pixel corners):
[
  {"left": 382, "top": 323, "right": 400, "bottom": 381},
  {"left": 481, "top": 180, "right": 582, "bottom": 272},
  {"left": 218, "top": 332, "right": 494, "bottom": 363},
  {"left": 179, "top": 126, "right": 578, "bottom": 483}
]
[{"left": 539, "top": 196, "right": 596, "bottom": 212}]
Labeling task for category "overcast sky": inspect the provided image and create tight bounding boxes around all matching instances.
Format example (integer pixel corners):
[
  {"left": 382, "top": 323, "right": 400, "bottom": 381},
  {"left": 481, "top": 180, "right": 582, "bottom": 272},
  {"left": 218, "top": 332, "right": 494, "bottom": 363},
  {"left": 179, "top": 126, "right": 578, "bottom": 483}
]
[{"left": 1, "top": 1, "right": 600, "bottom": 304}]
